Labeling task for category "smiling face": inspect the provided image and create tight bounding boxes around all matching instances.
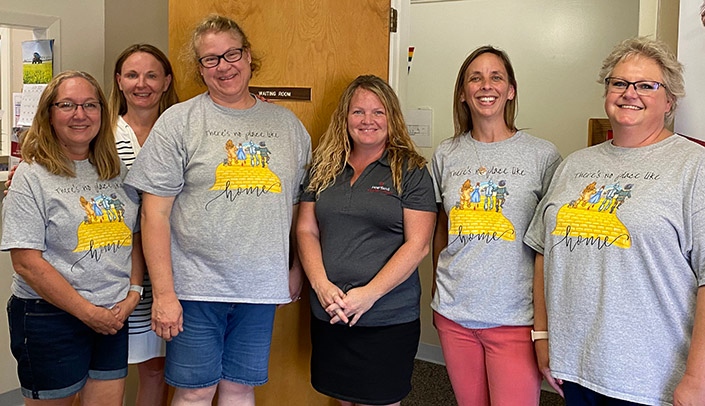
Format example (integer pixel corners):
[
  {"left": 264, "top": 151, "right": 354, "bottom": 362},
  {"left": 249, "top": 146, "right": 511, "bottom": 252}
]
[
  {"left": 460, "top": 52, "right": 515, "bottom": 123},
  {"left": 116, "top": 51, "right": 171, "bottom": 114},
  {"left": 604, "top": 54, "right": 671, "bottom": 133},
  {"left": 347, "top": 88, "right": 388, "bottom": 153},
  {"left": 51, "top": 77, "right": 102, "bottom": 160},
  {"left": 196, "top": 30, "right": 252, "bottom": 108}
]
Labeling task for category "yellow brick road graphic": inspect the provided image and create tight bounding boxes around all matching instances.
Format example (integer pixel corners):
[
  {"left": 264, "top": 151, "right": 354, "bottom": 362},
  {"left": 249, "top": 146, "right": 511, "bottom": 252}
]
[
  {"left": 449, "top": 201, "right": 515, "bottom": 241},
  {"left": 211, "top": 163, "right": 282, "bottom": 193},
  {"left": 75, "top": 219, "right": 132, "bottom": 252},
  {"left": 552, "top": 203, "right": 631, "bottom": 249}
]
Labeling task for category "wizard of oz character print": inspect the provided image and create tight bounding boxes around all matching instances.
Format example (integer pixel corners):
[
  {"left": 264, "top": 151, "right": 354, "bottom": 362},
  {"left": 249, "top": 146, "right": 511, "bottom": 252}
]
[
  {"left": 211, "top": 138, "right": 281, "bottom": 194},
  {"left": 449, "top": 178, "right": 515, "bottom": 242},
  {"left": 552, "top": 181, "right": 633, "bottom": 249},
  {"left": 75, "top": 192, "right": 132, "bottom": 254}
]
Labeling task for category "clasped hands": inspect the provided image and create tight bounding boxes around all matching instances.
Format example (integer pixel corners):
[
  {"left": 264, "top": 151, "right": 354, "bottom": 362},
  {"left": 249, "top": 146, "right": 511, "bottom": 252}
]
[
  {"left": 83, "top": 290, "right": 139, "bottom": 335},
  {"left": 317, "top": 282, "right": 376, "bottom": 327}
]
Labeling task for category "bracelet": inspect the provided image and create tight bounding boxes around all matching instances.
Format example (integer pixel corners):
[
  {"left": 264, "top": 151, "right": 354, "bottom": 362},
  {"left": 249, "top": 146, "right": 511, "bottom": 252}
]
[{"left": 531, "top": 330, "right": 548, "bottom": 342}]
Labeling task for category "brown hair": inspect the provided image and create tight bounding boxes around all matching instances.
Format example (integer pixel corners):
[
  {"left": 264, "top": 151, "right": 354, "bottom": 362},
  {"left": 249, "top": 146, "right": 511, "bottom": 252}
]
[
  {"left": 108, "top": 43, "right": 179, "bottom": 126},
  {"left": 452, "top": 45, "right": 518, "bottom": 137}
]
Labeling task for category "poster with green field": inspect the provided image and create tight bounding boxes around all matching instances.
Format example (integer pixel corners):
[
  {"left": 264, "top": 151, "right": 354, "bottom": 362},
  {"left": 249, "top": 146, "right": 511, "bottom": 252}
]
[{"left": 22, "top": 39, "right": 54, "bottom": 84}]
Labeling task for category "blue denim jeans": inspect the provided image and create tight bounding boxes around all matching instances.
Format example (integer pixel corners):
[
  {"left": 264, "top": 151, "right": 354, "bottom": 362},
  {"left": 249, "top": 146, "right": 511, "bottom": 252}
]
[
  {"left": 7, "top": 296, "right": 128, "bottom": 400},
  {"left": 563, "top": 381, "right": 648, "bottom": 406},
  {"left": 165, "top": 300, "right": 276, "bottom": 388}
]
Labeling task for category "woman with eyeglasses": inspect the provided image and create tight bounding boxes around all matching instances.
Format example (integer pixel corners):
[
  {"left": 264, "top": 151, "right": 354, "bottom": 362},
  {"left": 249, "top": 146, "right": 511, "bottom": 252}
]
[
  {"left": 430, "top": 46, "right": 561, "bottom": 406},
  {"left": 1, "top": 71, "right": 142, "bottom": 405},
  {"left": 108, "top": 43, "right": 178, "bottom": 406},
  {"left": 525, "top": 37, "right": 705, "bottom": 405},
  {"left": 124, "top": 14, "right": 311, "bottom": 405}
]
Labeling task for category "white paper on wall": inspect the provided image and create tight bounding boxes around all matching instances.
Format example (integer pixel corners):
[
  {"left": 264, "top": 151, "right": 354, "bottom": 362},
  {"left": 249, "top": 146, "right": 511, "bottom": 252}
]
[
  {"left": 17, "top": 84, "right": 46, "bottom": 127},
  {"left": 675, "top": 0, "right": 705, "bottom": 141},
  {"left": 406, "top": 108, "right": 433, "bottom": 148}
]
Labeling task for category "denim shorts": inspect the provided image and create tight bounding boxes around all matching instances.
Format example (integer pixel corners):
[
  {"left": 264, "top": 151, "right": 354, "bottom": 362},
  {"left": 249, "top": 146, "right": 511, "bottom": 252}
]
[
  {"left": 7, "top": 296, "right": 128, "bottom": 400},
  {"left": 165, "top": 301, "right": 276, "bottom": 388}
]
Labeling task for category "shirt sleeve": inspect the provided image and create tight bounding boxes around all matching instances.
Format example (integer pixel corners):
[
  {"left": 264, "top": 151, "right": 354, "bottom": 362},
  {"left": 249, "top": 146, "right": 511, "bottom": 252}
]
[
  {"left": 1, "top": 164, "right": 47, "bottom": 251},
  {"left": 540, "top": 148, "right": 563, "bottom": 198},
  {"left": 524, "top": 157, "right": 570, "bottom": 254},
  {"left": 299, "top": 171, "right": 316, "bottom": 203},
  {"left": 401, "top": 164, "right": 438, "bottom": 213},
  {"left": 124, "top": 109, "right": 187, "bottom": 197},
  {"left": 430, "top": 149, "right": 444, "bottom": 204},
  {"left": 292, "top": 118, "right": 312, "bottom": 205},
  {"left": 691, "top": 159, "right": 705, "bottom": 286}
]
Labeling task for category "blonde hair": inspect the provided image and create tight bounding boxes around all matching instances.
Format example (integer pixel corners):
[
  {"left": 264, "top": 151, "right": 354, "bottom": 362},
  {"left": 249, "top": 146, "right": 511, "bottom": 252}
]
[
  {"left": 307, "top": 75, "right": 426, "bottom": 196},
  {"left": 21, "top": 70, "right": 120, "bottom": 179},
  {"left": 182, "top": 14, "right": 261, "bottom": 86},
  {"left": 108, "top": 43, "right": 179, "bottom": 129}
]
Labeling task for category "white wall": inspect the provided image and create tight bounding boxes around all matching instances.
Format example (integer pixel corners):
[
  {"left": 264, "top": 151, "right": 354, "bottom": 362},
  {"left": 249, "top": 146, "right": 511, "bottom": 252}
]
[
  {"left": 0, "top": 1, "right": 105, "bottom": 82},
  {"left": 405, "top": 0, "right": 640, "bottom": 348},
  {"left": 0, "top": 190, "right": 18, "bottom": 396},
  {"left": 407, "top": 0, "right": 640, "bottom": 159},
  {"left": 103, "top": 0, "right": 169, "bottom": 95},
  {"left": 675, "top": 0, "right": 704, "bottom": 140}
]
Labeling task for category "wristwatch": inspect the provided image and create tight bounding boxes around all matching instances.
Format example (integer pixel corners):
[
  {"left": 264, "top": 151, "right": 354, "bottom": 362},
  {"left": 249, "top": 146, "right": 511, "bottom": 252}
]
[
  {"left": 129, "top": 284, "right": 144, "bottom": 300},
  {"left": 531, "top": 330, "right": 548, "bottom": 342}
]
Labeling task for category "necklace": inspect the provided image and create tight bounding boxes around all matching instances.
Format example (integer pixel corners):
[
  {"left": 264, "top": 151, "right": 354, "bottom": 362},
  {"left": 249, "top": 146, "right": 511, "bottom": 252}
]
[{"left": 470, "top": 138, "right": 487, "bottom": 175}]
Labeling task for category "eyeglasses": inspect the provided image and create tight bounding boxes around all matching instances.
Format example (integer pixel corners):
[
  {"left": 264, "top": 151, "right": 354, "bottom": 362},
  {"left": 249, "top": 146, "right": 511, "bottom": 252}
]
[
  {"left": 198, "top": 48, "right": 244, "bottom": 68},
  {"left": 604, "top": 77, "right": 666, "bottom": 96},
  {"left": 52, "top": 101, "right": 102, "bottom": 114}
]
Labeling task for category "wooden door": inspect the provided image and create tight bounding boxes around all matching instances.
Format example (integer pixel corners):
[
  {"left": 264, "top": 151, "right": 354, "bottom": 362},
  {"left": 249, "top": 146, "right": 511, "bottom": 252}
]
[{"left": 169, "top": 1, "right": 390, "bottom": 405}]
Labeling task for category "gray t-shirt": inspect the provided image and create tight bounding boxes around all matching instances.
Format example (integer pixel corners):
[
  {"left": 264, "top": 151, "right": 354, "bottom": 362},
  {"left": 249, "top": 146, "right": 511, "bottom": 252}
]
[
  {"left": 1, "top": 160, "right": 140, "bottom": 307},
  {"left": 124, "top": 93, "right": 311, "bottom": 304},
  {"left": 431, "top": 131, "right": 561, "bottom": 328},
  {"left": 524, "top": 135, "right": 705, "bottom": 405}
]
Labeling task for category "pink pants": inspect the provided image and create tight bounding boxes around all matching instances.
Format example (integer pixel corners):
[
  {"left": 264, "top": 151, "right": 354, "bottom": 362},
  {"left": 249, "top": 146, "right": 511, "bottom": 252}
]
[{"left": 434, "top": 312, "right": 542, "bottom": 406}]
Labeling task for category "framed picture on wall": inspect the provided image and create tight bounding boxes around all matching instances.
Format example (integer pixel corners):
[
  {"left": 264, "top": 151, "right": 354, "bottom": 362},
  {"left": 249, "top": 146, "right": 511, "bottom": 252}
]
[{"left": 588, "top": 118, "right": 612, "bottom": 146}]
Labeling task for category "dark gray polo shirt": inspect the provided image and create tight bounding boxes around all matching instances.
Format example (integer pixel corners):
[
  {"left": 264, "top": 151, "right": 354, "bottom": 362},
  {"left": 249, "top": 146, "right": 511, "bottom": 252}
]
[{"left": 302, "top": 154, "right": 436, "bottom": 326}]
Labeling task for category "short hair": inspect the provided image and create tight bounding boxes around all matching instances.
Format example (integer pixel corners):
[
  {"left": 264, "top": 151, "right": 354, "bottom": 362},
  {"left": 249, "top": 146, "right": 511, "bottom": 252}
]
[
  {"left": 598, "top": 37, "right": 684, "bottom": 124},
  {"left": 21, "top": 70, "right": 120, "bottom": 179},
  {"left": 182, "top": 14, "right": 261, "bottom": 86},
  {"left": 108, "top": 44, "right": 179, "bottom": 123},
  {"left": 307, "top": 75, "right": 426, "bottom": 196},
  {"left": 452, "top": 45, "right": 518, "bottom": 137}
]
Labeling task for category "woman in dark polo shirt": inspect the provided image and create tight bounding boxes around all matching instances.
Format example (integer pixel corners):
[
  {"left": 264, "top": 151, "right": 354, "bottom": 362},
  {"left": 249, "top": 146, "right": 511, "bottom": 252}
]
[{"left": 297, "top": 75, "right": 437, "bottom": 406}]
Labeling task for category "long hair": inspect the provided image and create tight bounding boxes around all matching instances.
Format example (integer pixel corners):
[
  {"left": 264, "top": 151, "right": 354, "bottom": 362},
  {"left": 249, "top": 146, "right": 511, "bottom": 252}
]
[
  {"left": 307, "top": 75, "right": 426, "bottom": 196},
  {"left": 182, "top": 14, "right": 261, "bottom": 86},
  {"left": 108, "top": 43, "right": 179, "bottom": 129},
  {"left": 21, "top": 70, "right": 120, "bottom": 179},
  {"left": 597, "top": 37, "right": 684, "bottom": 124},
  {"left": 452, "top": 45, "right": 518, "bottom": 137}
]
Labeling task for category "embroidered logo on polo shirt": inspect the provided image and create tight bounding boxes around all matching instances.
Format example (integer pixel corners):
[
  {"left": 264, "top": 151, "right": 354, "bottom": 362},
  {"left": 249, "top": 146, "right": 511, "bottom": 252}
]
[{"left": 368, "top": 182, "right": 392, "bottom": 195}]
